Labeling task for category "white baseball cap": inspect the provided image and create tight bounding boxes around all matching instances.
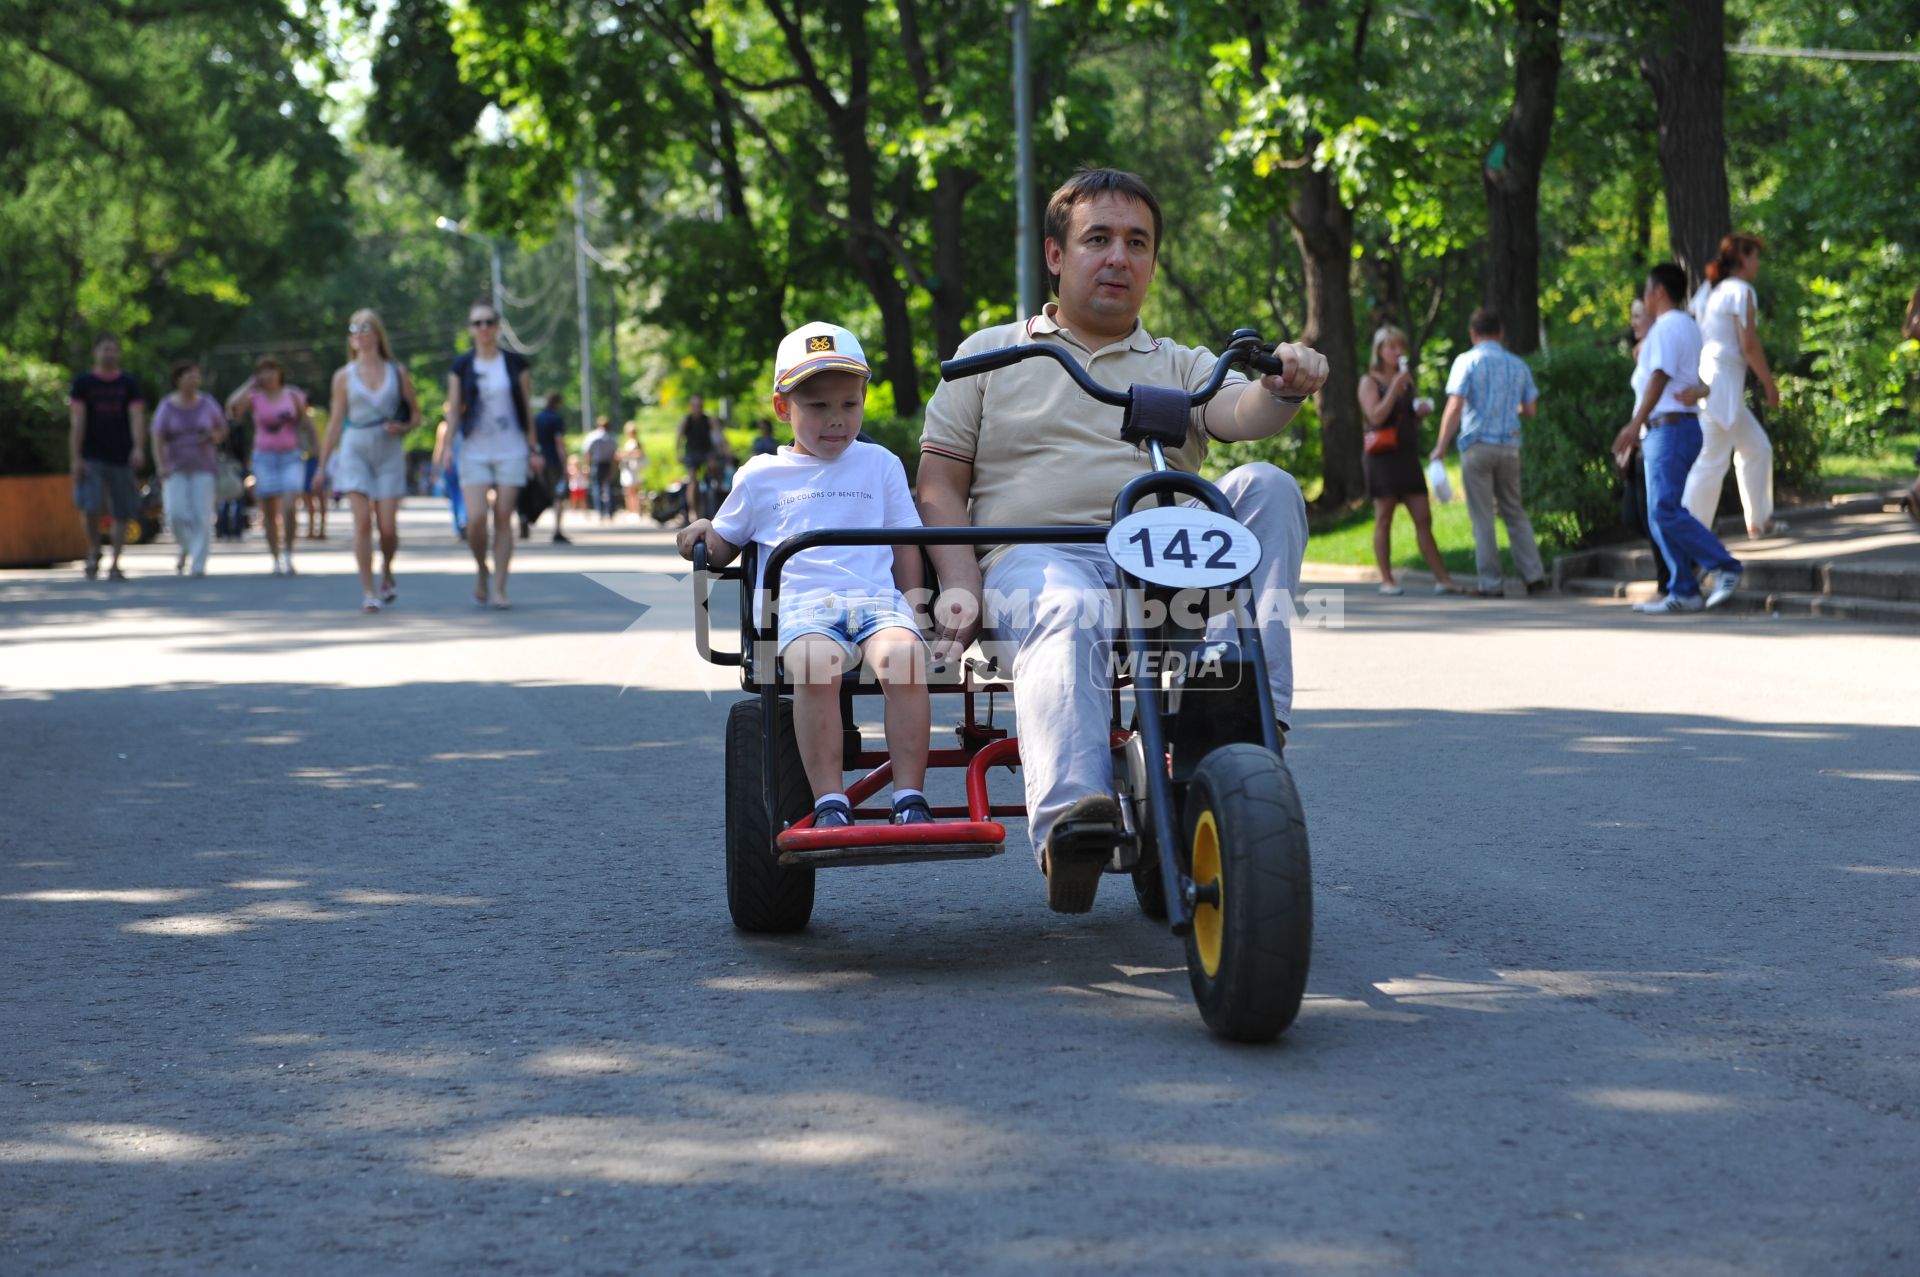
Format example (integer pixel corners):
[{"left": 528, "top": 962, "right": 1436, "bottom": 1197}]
[{"left": 773, "top": 322, "right": 870, "bottom": 394}]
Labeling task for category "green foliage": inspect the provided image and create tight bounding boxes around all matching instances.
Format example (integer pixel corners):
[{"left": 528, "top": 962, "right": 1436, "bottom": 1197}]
[
  {"left": 1521, "top": 341, "right": 1636, "bottom": 550},
  {"left": 1786, "top": 262, "right": 1920, "bottom": 457},
  {"left": 0, "top": 350, "right": 73, "bottom": 475},
  {"left": 1200, "top": 400, "right": 1324, "bottom": 493},
  {"left": 0, "top": 1, "right": 351, "bottom": 369}
]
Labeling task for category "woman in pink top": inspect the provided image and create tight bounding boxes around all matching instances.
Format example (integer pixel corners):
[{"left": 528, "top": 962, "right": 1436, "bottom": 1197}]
[
  {"left": 225, "top": 356, "right": 310, "bottom": 575},
  {"left": 152, "top": 359, "right": 227, "bottom": 577}
]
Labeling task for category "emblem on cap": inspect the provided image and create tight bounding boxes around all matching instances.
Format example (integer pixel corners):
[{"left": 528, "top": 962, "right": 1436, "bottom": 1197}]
[{"left": 807, "top": 335, "right": 836, "bottom": 353}]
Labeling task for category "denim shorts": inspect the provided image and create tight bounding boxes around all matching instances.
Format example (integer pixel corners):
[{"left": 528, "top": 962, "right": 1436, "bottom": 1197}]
[
  {"left": 74, "top": 462, "right": 138, "bottom": 519},
  {"left": 253, "top": 448, "right": 306, "bottom": 497},
  {"left": 777, "top": 594, "right": 922, "bottom": 662}
]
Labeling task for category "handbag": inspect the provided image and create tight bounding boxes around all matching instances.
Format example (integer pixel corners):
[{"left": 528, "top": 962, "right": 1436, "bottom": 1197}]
[
  {"left": 392, "top": 365, "right": 413, "bottom": 425},
  {"left": 516, "top": 471, "right": 554, "bottom": 525},
  {"left": 1363, "top": 425, "right": 1399, "bottom": 455},
  {"left": 216, "top": 457, "right": 246, "bottom": 503}
]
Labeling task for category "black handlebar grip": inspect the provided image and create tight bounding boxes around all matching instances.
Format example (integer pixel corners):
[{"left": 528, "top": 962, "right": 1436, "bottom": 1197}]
[{"left": 940, "top": 347, "right": 1035, "bottom": 382}]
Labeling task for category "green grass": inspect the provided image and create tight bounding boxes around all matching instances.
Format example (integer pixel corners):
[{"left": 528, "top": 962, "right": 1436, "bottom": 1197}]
[
  {"left": 1302, "top": 456, "right": 1567, "bottom": 575},
  {"left": 1817, "top": 429, "right": 1918, "bottom": 492}
]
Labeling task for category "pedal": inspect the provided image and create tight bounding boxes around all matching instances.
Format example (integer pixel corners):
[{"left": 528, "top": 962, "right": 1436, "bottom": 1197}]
[{"left": 1046, "top": 814, "right": 1134, "bottom": 865}]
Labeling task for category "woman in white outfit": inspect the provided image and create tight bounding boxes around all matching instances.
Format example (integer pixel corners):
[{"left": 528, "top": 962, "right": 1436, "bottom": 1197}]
[
  {"left": 315, "top": 309, "right": 420, "bottom": 613},
  {"left": 1684, "top": 233, "right": 1784, "bottom": 538},
  {"left": 444, "top": 299, "right": 542, "bottom": 610}
]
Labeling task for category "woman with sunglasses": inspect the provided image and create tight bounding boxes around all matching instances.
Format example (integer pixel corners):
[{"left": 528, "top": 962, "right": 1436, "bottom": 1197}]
[
  {"left": 315, "top": 309, "right": 420, "bottom": 613},
  {"left": 444, "top": 299, "right": 541, "bottom": 609}
]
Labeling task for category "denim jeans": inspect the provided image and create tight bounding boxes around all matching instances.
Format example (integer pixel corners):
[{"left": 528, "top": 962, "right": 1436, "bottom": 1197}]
[
  {"left": 1642, "top": 414, "right": 1740, "bottom": 598},
  {"left": 591, "top": 462, "right": 616, "bottom": 517},
  {"left": 443, "top": 461, "right": 465, "bottom": 533}
]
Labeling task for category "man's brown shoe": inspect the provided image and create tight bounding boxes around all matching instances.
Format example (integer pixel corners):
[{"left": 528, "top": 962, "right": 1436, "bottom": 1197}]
[{"left": 1041, "top": 793, "right": 1123, "bottom": 914}]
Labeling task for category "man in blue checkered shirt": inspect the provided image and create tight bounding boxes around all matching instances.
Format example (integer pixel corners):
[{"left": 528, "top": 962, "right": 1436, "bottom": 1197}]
[{"left": 1430, "top": 308, "right": 1548, "bottom": 597}]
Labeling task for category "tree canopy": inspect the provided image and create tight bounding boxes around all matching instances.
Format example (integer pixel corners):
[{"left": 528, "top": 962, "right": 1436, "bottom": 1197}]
[{"left": 6, "top": 0, "right": 1916, "bottom": 502}]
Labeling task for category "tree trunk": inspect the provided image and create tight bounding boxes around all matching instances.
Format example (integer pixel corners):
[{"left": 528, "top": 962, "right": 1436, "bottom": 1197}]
[
  {"left": 1289, "top": 171, "right": 1365, "bottom": 508},
  {"left": 766, "top": 0, "right": 923, "bottom": 415},
  {"left": 898, "top": 0, "right": 978, "bottom": 361},
  {"left": 1482, "top": 0, "right": 1561, "bottom": 356},
  {"left": 929, "top": 170, "right": 971, "bottom": 360},
  {"left": 1640, "top": 0, "right": 1730, "bottom": 291}
]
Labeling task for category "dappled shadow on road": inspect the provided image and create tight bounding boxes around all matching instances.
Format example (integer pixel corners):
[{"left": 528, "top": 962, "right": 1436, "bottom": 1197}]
[{"left": 3, "top": 684, "right": 1917, "bottom": 1273}]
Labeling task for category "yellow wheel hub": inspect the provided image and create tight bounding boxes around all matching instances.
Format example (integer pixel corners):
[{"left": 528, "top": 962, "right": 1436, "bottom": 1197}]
[{"left": 1191, "top": 809, "right": 1223, "bottom": 978}]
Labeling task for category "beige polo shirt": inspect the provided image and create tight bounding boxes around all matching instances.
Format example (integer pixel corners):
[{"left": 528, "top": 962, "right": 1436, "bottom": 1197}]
[{"left": 921, "top": 306, "right": 1245, "bottom": 566}]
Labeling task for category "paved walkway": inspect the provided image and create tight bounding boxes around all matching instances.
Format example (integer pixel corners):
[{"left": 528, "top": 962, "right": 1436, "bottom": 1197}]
[{"left": 4, "top": 503, "right": 1917, "bottom": 1274}]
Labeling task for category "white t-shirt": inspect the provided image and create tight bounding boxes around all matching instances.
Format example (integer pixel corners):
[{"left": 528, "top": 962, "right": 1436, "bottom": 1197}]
[
  {"left": 1693, "top": 278, "right": 1756, "bottom": 427},
  {"left": 1633, "top": 308, "right": 1705, "bottom": 420},
  {"left": 711, "top": 440, "right": 922, "bottom": 622},
  {"left": 464, "top": 354, "right": 524, "bottom": 462}
]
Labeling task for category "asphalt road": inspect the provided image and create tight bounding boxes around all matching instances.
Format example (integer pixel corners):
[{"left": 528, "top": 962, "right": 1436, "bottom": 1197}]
[{"left": 4, "top": 506, "right": 1916, "bottom": 1275}]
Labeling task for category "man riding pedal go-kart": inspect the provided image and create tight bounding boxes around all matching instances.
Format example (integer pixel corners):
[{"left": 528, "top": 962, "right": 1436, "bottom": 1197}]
[{"left": 690, "top": 168, "right": 1326, "bottom": 1041}]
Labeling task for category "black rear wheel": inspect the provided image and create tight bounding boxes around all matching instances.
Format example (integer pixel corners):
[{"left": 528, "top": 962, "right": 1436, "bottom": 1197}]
[
  {"left": 1182, "top": 744, "right": 1311, "bottom": 1043},
  {"left": 725, "top": 697, "right": 815, "bottom": 932},
  {"left": 1120, "top": 735, "right": 1168, "bottom": 920}
]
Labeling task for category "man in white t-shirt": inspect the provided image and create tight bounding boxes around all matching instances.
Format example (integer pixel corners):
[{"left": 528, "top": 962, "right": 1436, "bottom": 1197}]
[
  {"left": 1613, "top": 263, "right": 1743, "bottom": 615},
  {"left": 677, "top": 323, "right": 934, "bottom": 831}
]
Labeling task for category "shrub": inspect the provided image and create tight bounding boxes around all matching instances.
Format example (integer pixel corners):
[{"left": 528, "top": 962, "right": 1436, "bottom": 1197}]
[
  {"left": 1759, "top": 384, "right": 1823, "bottom": 500},
  {"left": 0, "top": 351, "right": 75, "bottom": 475},
  {"left": 1523, "top": 341, "right": 1636, "bottom": 549},
  {"left": 1201, "top": 397, "right": 1324, "bottom": 489}
]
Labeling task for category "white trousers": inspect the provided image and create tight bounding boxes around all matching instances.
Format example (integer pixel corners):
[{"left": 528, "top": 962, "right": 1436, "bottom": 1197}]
[
  {"left": 981, "top": 462, "right": 1307, "bottom": 860},
  {"left": 1683, "top": 398, "right": 1773, "bottom": 533},
  {"left": 163, "top": 470, "right": 216, "bottom": 574}
]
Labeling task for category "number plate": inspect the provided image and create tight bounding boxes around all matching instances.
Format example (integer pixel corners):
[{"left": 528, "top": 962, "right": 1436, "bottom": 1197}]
[{"left": 1105, "top": 507, "right": 1262, "bottom": 589}]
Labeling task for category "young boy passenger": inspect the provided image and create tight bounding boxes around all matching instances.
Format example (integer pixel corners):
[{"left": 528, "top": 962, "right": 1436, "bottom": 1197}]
[{"left": 676, "top": 323, "right": 933, "bottom": 828}]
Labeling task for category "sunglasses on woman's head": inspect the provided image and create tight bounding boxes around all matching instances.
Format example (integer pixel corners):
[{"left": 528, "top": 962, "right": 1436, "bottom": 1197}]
[
  {"left": 348, "top": 323, "right": 372, "bottom": 334},
  {"left": 471, "top": 317, "right": 499, "bottom": 328}
]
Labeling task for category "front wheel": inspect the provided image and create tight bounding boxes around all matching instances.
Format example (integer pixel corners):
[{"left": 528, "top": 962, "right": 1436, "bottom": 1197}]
[
  {"left": 1182, "top": 744, "right": 1311, "bottom": 1043},
  {"left": 725, "top": 698, "right": 815, "bottom": 932}
]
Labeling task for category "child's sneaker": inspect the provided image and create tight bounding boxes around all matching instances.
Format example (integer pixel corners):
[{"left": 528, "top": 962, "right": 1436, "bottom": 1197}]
[
  {"left": 891, "top": 795, "right": 934, "bottom": 825},
  {"left": 812, "top": 798, "right": 853, "bottom": 828}
]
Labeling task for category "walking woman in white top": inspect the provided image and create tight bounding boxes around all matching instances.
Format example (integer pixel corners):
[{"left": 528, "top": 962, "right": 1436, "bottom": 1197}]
[
  {"left": 443, "top": 299, "right": 542, "bottom": 609},
  {"left": 314, "top": 309, "right": 421, "bottom": 613},
  {"left": 1684, "top": 233, "right": 1785, "bottom": 538}
]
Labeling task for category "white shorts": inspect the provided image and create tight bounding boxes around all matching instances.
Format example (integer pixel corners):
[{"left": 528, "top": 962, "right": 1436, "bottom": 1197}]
[
  {"left": 335, "top": 427, "right": 407, "bottom": 500},
  {"left": 463, "top": 453, "right": 528, "bottom": 489}
]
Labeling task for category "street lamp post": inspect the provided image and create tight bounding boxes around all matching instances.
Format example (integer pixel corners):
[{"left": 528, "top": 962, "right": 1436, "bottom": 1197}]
[
  {"left": 1013, "top": 0, "right": 1037, "bottom": 319},
  {"left": 434, "top": 216, "right": 503, "bottom": 318},
  {"left": 572, "top": 177, "right": 594, "bottom": 435}
]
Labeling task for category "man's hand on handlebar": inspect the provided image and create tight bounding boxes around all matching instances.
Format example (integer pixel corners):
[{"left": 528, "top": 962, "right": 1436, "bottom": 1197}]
[{"left": 1258, "top": 342, "right": 1330, "bottom": 402}]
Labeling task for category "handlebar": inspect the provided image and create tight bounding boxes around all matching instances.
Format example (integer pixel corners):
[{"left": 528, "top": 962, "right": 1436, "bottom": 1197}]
[{"left": 938, "top": 327, "right": 1304, "bottom": 407}]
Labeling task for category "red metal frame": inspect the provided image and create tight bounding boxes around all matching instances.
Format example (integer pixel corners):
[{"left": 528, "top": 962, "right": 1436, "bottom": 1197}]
[
  {"left": 773, "top": 732, "right": 1137, "bottom": 854},
  {"left": 776, "top": 737, "right": 1022, "bottom": 853}
]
